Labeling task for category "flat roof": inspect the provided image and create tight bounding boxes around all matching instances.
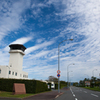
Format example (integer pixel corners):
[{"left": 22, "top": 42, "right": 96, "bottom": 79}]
[{"left": 9, "top": 44, "right": 26, "bottom": 52}]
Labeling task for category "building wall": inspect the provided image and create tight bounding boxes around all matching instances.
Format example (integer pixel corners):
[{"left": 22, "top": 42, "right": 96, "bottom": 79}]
[
  {"left": 9, "top": 50, "right": 24, "bottom": 71},
  {"left": 0, "top": 45, "right": 28, "bottom": 79},
  {"left": 0, "top": 66, "right": 8, "bottom": 78},
  {"left": 0, "top": 66, "right": 28, "bottom": 79}
]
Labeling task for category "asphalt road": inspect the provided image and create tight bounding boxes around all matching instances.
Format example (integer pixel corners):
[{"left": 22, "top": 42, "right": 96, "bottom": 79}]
[{"left": 54, "top": 86, "right": 100, "bottom": 100}]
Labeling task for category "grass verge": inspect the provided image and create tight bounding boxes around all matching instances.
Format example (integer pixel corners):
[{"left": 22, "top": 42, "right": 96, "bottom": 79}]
[
  {"left": 83, "top": 87, "right": 100, "bottom": 92},
  {"left": 0, "top": 90, "right": 51, "bottom": 98},
  {"left": 0, "top": 91, "right": 34, "bottom": 98},
  {"left": 61, "top": 85, "right": 67, "bottom": 89}
]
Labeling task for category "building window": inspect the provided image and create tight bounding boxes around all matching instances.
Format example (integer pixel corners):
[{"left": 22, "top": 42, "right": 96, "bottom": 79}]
[
  {"left": 15, "top": 72, "right": 17, "bottom": 76},
  {"left": 12, "top": 72, "right": 14, "bottom": 75},
  {"left": 9, "top": 71, "right": 11, "bottom": 74},
  {"left": 0, "top": 69, "right": 1, "bottom": 74}
]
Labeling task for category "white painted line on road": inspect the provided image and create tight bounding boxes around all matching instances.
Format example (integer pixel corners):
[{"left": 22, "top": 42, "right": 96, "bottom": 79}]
[
  {"left": 55, "top": 93, "right": 63, "bottom": 98},
  {"left": 75, "top": 98, "right": 78, "bottom": 100},
  {"left": 70, "top": 87, "right": 75, "bottom": 97},
  {"left": 84, "top": 91, "right": 87, "bottom": 93},
  {"left": 91, "top": 93, "right": 98, "bottom": 97},
  {"left": 73, "top": 94, "right": 75, "bottom": 97},
  {"left": 55, "top": 95, "right": 59, "bottom": 98}
]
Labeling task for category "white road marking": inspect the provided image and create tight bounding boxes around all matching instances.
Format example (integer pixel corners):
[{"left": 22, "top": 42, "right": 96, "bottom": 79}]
[
  {"left": 70, "top": 87, "right": 75, "bottom": 97},
  {"left": 91, "top": 93, "right": 98, "bottom": 97},
  {"left": 73, "top": 94, "right": 75, "bottom": 97},
  {"left": 75, "top": 98, "right": 78, "bottom": 100},
  {"left": 84, "top": 91, "right": 87, "bottom": 93}
]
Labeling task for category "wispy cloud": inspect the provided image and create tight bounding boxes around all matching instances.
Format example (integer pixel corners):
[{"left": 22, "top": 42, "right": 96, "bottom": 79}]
[
  {"left": 4, "top": 36, "right": 32, "bottom": 51},
  {"left": 25, "top": 40, "right": 54, "bottom": 54},
  {"left": 11, "top": 37, "right": 32, "bottom": 45},
  {"left": 0, "top": 0, "right": 100, "bottom": 81},
  {"left": 0, "top": 0, "right": 31, "bottom": 41}
]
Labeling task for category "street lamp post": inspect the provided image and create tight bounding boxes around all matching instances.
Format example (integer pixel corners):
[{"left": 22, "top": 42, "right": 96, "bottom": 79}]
[
  {"left": 58, "top": 39, "right": 73, "bottom": 93},
  {"left": 92, "top": 69, "right": 97, "bottom": 87},
  {"left": 68, "top": 71, "right": 73, "bottom": 87},
  {"left": 67, "top": 63, "right": 75, "bottom": 88}
]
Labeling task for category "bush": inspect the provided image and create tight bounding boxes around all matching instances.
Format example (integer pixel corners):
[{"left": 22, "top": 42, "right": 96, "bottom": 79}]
[{"left": 0, "top": 78, "right": 50, "bottom": 93}]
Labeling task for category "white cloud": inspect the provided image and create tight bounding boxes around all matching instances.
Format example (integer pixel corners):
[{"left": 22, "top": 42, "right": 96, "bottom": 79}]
[
  {"left": 0, "top": 0, "right": 31, "bottom": 41},
  {"left": 11, "top": 37, "right": 32, "bottom": 45},
  {"left": 24, "top": 0, "right": 100, "bottom": 81},
  {"left": 4, "top": 36, "right": 32, "bottom": 51},
  {"left": 29, "top": 50, "right": 50, "bottom": 59},
  {"left": 0, "top": 50, "right": 9, "bottom": 65},
  {"left": 1, "top": 0, "right": 100, "bottom": 82},
  {"left": 36, "top": 38, "right": 45, "bottom": 43},
  {"left": 25, "top": 40, "right": 54, "bottom": 54}
]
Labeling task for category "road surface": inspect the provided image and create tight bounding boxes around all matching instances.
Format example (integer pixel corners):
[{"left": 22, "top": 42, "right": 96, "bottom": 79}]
[{"left": 54, "top": 86, "right": 100, "bottom": 100}]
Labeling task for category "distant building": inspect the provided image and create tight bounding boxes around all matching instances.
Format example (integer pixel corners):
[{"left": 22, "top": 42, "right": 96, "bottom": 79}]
[
  {"left": 0, "top": 44, "right": 28, "bottom": 79},
  {"left": 85, "top": 81, "right": 90, "bottom": 87},
  {"left": 43, "top": 81, "right": 55, "bottom": 89}
]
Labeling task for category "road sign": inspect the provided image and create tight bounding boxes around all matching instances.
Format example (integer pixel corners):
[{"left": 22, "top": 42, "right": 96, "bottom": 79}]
[
  {"left": 57, "top": 70, "right": 61, "bottom": 73},
  {"left": 57, "top": 73, "right": 60, "bottom": 77}
]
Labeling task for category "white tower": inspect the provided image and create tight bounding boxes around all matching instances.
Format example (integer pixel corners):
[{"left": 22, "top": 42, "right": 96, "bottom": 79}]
[{"left": 9, "top": 44, "right": 26, "bottom": 71}]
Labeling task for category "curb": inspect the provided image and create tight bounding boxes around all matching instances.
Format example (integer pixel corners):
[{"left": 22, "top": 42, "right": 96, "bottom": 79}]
[
  {"left": 0, "top": 97, "right": 22, "bottom": 100},
  {"left": 55, "top": 92, "right": 64, "bottom": 98}
]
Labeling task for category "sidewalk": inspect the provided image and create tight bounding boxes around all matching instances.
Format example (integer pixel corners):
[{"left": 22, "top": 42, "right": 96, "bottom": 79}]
[
  {"left": 0, "top": 87, "right": 68, "bottom": 100},
  {"left": 23, "top": 87, "right": 67, "bottom": 100},
  {"left": 23, "top": 91, "right": 60, "bottom": 100}
]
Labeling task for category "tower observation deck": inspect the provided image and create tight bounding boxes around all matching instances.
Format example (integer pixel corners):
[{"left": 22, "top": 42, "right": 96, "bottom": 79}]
[{"left": 9, "top": 44, "right": 26, "bottom": 52}]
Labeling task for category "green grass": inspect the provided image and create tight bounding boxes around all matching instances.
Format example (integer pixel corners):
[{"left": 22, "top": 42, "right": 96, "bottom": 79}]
[
  {"left": 0, "top": 91, "right": 34, "bottom": 98},
  {"left": 61, "top": 85, "right": 67, "bottom": 89},
  {"left": 83, "top": 87, "right": 100, "bottom": 92}
]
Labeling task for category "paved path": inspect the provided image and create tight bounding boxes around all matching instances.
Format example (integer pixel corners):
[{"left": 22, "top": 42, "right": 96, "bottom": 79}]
[
  {"left": 23, "top": 90, "right": 61, "bottom": 100},
  {"left": 23, "top": 87, "right": 68, "bottom": 100},
  {"left": 0, "top": 87, "right": 68, "bottom": 100}
]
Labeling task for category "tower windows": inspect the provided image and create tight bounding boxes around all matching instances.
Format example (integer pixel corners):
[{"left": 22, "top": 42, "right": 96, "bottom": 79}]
[
  {"left": 9, "top": 71, "right": 11, "bottom": 74},
  {"left": 15, "top": 72, "right": 17, "bottom": 76}
]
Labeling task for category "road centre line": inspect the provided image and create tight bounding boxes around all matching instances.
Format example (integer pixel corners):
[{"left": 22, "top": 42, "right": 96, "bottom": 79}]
[
  {"left": 70, "top": 88, "right": 75, "bottom": 97},
  {"left": 73, "top": 94, "right": 75, "bottom": 97},
  {"left": 91, "top": 93, "right": 98, "bottom": 97},
  {"left": 84, "top": 91, "right": 87, "bottom": 93},
  {"left": 70, "top": 87, "right": 78, "bottom": 100}
]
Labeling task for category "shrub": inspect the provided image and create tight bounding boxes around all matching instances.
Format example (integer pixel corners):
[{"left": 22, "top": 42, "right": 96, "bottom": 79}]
[{"left": 0, "top": 78, "right": 50, "bottom": 93}]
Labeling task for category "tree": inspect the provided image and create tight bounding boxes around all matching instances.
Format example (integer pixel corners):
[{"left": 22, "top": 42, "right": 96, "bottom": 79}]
[
  {"left": 48, "top": 76, "right": 58, "bottom": 83},
  {"left": 79, "top": 80, "right": 84, "bottom": 87},
  {"left": 90, "top": 76, "right": 97, "bottom": 87},
  {"left": 73, "top": 82, "right": 78, "bottom": 86}
]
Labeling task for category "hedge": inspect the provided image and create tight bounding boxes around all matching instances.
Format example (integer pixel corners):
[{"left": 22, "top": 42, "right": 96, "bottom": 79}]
[{"left": 0, "top": 78, "right": 50, "bottom": 93}]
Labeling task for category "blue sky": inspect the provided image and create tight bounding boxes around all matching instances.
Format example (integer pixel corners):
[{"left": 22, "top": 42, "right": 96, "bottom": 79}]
[{"left": 0, "top": 0, "right": 100, "bottom": 82}]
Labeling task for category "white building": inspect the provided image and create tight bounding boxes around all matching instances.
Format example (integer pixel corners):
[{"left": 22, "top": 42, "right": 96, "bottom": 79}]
[{"left": 0, "top": 44, "right": 28, "bottom": 79}]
